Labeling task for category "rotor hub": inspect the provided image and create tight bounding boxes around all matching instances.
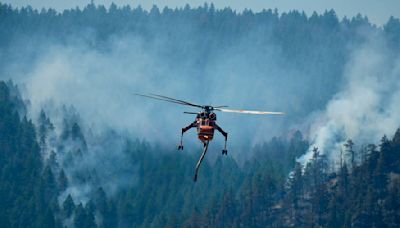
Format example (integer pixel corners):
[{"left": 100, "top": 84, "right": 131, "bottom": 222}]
[{"left": 204, "top": 106, "right": 214, "bottom": 113}]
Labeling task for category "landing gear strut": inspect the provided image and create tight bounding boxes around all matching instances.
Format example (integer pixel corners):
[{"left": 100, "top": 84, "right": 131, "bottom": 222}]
[
  {"left": 178, "top": 132, "right": 184, "bottom": 150},
  {"left": 215, "top": 123, "right": 228, "bottom": 155},
  {"left": 179, "top": 121, "right": 197, "bottom": 150},
  {"left": 222, "top": 137, "right": 227, "bottom": 155}
]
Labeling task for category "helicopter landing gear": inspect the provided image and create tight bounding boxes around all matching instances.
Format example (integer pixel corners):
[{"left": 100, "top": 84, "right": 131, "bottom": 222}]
[
  {"left": 222, "top": 144, "right": 228, "bottom": 155},
  {"left": 215, "top": 123, "right": 228, "bottom": 155},
  {"left": 222, "top": 138, "right": 228, "bottom": 155},
  {"left": 179, "top": 121, "right": 197, "bottom": 151},
  {"left": 178, "top": 133, "right": 184, "bottom": 150},
  {"left": 194, "top": 141, "right": 209, "bottom": 182}
]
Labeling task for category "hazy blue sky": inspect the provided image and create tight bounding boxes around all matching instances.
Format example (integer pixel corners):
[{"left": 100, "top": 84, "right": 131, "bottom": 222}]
[{"left": 4, "top": 0, "right": 400, "bottom": 26}]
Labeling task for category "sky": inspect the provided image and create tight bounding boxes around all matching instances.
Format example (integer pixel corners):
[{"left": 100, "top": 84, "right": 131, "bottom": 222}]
[{"left": 3, "top": 0, "right": 400, "bottom": 26}]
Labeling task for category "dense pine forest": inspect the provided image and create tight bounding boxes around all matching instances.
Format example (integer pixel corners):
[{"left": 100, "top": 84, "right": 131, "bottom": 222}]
[{"left": 1, "top": 2, "right": 400, "bottom": 227}]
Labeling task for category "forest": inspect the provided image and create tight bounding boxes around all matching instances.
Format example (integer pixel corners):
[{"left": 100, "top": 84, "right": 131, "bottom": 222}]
[{"left": 0, "top": 2, "right": 400, "bottom": 227}]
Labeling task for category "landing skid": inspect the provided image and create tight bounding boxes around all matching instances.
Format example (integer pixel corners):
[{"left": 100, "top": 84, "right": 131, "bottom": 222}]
[{"left": 193, "top": 141, "right": 209, "bottom": 182}]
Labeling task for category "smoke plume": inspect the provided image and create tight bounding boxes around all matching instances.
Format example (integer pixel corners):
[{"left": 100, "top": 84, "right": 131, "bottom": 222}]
[{"left": 298, "top": 32, "right": 400, "bottom": 166}]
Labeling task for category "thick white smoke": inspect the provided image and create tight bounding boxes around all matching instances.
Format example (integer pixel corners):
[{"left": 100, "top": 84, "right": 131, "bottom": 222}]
[
  {"left": 17, "top": 32, "right": 296, "bottom": 151},
  {"left": 298, "top": 33, "right": 400, "bottom": 166},
  {"left": 14, "top": 33, "right": 291, "bottom": 202}
]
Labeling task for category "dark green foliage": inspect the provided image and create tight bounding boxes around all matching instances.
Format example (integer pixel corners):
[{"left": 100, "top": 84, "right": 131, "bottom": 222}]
[
  {"left": 38, "top": 109, "right": 54, "bottom": 148},
  {"left": 0, "top": 3, "right": 399, "bottom": 227},
  {"left": 58, "top": 169, "right": 68, "bottom": 192},
  {"left": 195, "top": 134, "right": 400, "bottom": 228},
  {"left": 74, "top": 203, "right": 96, "bottom": 228},
  {"left": 1, "top": 79, "right": 400, "bottom": 227},
  {"left": 0, "top": 81, "right": 60, "bottom": 227},
  {"left": 63, "top": 194, "right": 75, "bottom": 218}
]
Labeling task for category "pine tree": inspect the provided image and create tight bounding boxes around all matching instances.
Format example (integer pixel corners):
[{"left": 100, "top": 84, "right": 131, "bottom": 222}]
[
  {"left": 58, "top": 169, "right": 68, "bottom": 192},
  {"left": 74, "top": 203, "right": 97, "bottom": 228},
  {"left": 379, "top": 135, "right": 393, "bottom": 173},
  {"left": 63, "top": 194, "right": 75, "bottom": 218},
  {"left": 344, "top": 139, "right": 355, "bottom": 169},
  {"left": 284, "top": 162, "right": 304, "bottom": 227},
  {"left": 392, "top": 128, "right": 400, "bottom": 173}
]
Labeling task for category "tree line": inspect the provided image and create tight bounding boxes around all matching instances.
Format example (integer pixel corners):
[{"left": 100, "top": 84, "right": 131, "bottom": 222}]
[{"left": 0, "top": 80, "right": 399, "bottom": 227}]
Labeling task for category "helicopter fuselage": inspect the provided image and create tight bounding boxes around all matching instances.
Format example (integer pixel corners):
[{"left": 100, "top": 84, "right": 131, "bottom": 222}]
[{"left": 196, "top": 111, "right": 217, "bottom": 142}]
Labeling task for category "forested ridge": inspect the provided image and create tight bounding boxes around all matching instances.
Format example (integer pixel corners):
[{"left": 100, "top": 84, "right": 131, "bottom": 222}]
[
  {"left": 1, "top": 2, "right": 400, "bottom": 227},
  {"left": 1, "top": 81, "right": 400, "bottom": 227}
]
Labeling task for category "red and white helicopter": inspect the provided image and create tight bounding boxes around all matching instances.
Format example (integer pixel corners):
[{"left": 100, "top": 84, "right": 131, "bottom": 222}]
[{"left": 136, "top": 93, "right": 284, "bottom": 181}]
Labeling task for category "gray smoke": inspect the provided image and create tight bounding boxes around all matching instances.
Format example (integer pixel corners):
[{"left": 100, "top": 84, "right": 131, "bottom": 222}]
[
  {"left": 298, "top": 32, "right": 400, "bottom": 167},
  {"left": 14, "top": 33, "right": 306, "bottom": 151}
]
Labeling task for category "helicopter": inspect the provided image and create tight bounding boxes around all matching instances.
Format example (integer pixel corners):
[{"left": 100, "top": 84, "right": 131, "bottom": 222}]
[{"left": 135, "top": 93, "right": 284, "bottom": 182}]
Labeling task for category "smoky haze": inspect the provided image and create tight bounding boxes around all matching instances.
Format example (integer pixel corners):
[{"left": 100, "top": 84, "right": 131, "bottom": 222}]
[
  {"left": 2, "top": 9, "right": 341, "bottom": 155},
  {"left": 1, "top": 3, "right": 400, "bottom": 183},
  {"left": 298, "top": 32, "right": 400, "bottom": 166}
]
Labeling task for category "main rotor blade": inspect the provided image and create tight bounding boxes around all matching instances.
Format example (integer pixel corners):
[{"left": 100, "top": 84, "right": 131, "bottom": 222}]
[
  {"left": 183, "top": 112, "right": 199, "bottom": 115},
  {"left": 148, "top": 93, "right": 203, "bottom": 108},
  {"left": 213, "top": 105, "right": 229, "bottom": 108},
  {"left": 135, "top": 93, "right": 198, "bottom": 107},
  {"left": 215, "top": 108, "right": 284, "bottom": 115}
]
